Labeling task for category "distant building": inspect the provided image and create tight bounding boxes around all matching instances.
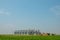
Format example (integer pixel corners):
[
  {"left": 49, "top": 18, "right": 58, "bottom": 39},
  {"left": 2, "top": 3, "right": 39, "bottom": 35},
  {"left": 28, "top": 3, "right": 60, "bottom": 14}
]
[{"left": 14, "top": 30, "right": 41, "bottom": 35}]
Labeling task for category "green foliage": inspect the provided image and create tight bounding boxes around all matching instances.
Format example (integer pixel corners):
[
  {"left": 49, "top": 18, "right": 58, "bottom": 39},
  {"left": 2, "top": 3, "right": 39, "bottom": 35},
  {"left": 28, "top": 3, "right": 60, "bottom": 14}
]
[{"left": 0, "top": 35, "right": 60, "bottom": 40}]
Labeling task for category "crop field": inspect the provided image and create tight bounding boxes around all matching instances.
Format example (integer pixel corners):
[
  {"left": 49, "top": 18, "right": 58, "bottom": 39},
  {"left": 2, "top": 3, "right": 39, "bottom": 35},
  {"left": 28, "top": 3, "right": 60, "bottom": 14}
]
[{"left": 0, "top": 35, "right": 60, "bottom": 40}]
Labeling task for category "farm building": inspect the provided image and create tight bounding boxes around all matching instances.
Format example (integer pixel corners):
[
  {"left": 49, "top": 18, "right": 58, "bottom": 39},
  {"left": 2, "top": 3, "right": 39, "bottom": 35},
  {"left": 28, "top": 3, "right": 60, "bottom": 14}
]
[{"left": 14, "top": 30, "right": 41, "bottom": 35}]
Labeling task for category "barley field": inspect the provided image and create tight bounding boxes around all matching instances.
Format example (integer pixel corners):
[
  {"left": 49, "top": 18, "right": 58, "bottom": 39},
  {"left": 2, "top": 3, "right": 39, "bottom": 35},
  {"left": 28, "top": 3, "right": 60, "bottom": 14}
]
[{"left": 0, "top": 35, "right": 60, "bottom": 40}]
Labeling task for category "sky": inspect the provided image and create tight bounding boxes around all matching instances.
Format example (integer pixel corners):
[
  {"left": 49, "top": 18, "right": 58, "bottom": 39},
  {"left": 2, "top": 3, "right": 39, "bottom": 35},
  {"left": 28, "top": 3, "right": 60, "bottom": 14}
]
[{"left": 0, "top": 0, "right": 60, "bottom": 34}]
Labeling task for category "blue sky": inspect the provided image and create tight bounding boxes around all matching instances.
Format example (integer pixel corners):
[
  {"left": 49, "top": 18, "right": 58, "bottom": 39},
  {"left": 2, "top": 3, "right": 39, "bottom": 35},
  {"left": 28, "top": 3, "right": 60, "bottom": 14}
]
[{"left": 0, "top": 0, "right": 60, "bottom": 34}]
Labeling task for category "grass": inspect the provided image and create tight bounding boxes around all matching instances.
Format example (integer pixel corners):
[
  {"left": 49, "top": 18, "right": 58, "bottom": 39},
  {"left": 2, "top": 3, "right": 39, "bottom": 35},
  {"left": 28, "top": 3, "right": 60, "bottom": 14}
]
[{"left": 0, "top": 35, "right": 60, "bottom": 40}]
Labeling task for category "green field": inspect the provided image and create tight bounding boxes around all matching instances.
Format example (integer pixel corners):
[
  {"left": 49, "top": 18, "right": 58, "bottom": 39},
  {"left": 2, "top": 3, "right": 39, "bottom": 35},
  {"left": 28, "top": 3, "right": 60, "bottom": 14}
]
[{"left": 0, "top": 35, "right": 60, "bottom": 40}]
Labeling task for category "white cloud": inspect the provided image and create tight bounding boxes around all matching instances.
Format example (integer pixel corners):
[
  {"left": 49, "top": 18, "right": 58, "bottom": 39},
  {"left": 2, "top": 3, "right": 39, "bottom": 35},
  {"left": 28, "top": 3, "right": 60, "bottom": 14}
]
[
  {"left": 50, "top": 6, "right": 60, "bottom": 16},
  {"left": 0, "top": 23, "right": 16, "bottom": 34},
  {"left": 0, "top": 9, "right": 10, "bottom": 16}
]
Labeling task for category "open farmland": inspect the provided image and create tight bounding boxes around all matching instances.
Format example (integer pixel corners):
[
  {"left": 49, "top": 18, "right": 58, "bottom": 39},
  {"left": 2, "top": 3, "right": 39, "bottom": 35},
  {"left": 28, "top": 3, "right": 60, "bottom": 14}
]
[{"left": 0, "top": 35, "right": 60, "bottom": 40}]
